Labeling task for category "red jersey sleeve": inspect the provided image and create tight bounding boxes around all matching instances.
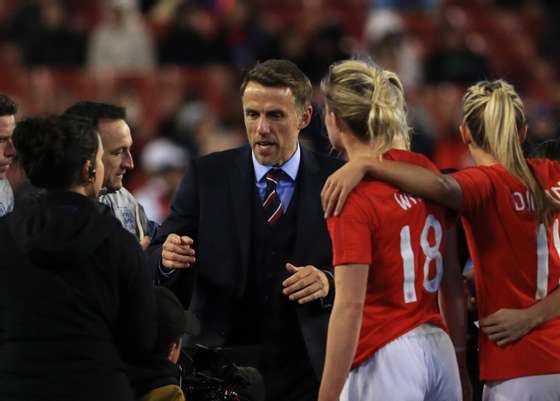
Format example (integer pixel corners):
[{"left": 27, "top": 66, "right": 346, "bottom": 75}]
[
  {"left": 327, "top": 189, "right": 375, "bottom": 266},
  {"left": 451, "top": 167, "right": 494, "bottom": 213}
]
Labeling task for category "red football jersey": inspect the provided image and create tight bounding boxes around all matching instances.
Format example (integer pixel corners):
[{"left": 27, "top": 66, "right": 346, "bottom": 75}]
[
  {"left": 327, "top": 149, "right": 450, "bottom": 368},
  {"left": 452, "top": 159, "right": 560, "bottom": 381}
]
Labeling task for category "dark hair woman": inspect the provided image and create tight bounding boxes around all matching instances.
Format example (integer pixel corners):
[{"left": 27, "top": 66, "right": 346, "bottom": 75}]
[{"left": 0, "top": 115, "right": 156, "bottom": 400}]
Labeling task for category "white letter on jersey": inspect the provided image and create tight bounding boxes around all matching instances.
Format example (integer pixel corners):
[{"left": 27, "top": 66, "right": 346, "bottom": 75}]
[
  {"left": 549, "top": 182, "right": 560, "bottom": 202},
  {"left": 394, "top": 193, "right": 419, "bottom": 210},
  {"left": 512, "top": 192, "right": 525, "bottom": 211}
]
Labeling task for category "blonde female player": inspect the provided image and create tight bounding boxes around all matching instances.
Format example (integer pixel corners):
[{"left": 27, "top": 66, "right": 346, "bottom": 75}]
[
  {"left": 322, "top": 80, "right": 560, "bottom": 401},
  {"left": 317, "top": 60, "right": 469, "bottom": 401}
]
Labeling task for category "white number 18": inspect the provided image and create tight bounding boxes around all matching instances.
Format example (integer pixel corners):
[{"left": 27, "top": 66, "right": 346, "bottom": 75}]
[{"left": 399, "top": 214, "right": 443, "bottom": 303}]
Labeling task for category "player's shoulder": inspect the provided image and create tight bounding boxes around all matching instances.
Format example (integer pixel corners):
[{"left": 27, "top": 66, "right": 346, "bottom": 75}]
[
  {"left": 347, "top": 178, "right": 391, "bottom": 210},
  {"left": 336, "top": 183, "right": 379, "bottom": 222},
  {"left": 527, "top": 157, "right": 560, "bottom": 169},
  {"left": 385, "top": 149, "right": 438, "bottom": 172},
  {"left": 528, "top": 158, "right": 560, "bottom": 182}
]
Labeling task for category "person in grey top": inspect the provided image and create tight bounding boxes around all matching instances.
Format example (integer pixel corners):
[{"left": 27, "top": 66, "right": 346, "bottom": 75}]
[
  {"left": 0, "top": 94, "right": 17, "bottom": 217},
  {"left": 0, "top": 179, "right": 13, "bottom": 217},
  {"left": 63, "top": 101, "right": 156, "bottom": 247}
]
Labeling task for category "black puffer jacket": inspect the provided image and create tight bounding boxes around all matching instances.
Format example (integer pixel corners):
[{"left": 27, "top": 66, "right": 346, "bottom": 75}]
[{"left": 0, "top": 191, "right": 156, "bottom": 401}]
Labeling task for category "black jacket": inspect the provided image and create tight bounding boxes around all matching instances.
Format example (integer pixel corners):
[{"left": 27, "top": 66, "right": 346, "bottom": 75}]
[
  {"left": 0, "top": 191, "right": 156, "bottom": 401},
  {"left": 147, "top": 145, "right": 343, "bottom": 380}
]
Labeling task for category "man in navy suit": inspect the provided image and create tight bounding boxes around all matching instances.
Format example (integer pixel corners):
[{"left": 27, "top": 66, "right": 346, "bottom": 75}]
[{"left": 147, "top": 59, "right": 342, "bottom": 401}]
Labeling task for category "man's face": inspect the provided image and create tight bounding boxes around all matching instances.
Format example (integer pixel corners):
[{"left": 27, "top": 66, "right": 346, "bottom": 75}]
[
  {"left": 242, "top": 82, "right": 311, "bottom": 166},
  {"left": 0, "top": 115, "right": 16, "bottom": 180},
  {"left": 97, "top": 119, "right": 133, "bottom": 192}
]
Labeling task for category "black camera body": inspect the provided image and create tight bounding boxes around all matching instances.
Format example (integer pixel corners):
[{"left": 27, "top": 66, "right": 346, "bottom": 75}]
[{"left": 179, "top": 345, "right": 264, "bottom": 401}]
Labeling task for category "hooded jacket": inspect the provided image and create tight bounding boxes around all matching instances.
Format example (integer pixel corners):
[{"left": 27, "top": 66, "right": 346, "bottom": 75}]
[{"left": 0, "top": 191, "right": 156, "bottom": 401}]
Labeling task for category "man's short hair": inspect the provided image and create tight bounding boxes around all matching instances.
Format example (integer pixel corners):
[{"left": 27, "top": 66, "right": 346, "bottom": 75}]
[
  {"left": 63, "top": 101, "right": 126, "bottom": 126},
  {"left": 240, "top": 59, "right": 313, "bottom": 110},
  {"left": 0, "top": 94, "right": 18, "bottom": 117}
]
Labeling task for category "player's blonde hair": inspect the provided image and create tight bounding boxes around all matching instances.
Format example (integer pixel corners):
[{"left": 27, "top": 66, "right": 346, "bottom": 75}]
[
  {"left": 462, "top": 80, "right": 559, "bottom": 223},
  {"left": 321, "top": 60, "right": 410, "bottom": 155}
]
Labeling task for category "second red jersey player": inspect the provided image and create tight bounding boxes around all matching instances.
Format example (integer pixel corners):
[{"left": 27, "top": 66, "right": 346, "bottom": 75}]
[{"left": 453, "top": 159, "right": 560, "bottom": 381}]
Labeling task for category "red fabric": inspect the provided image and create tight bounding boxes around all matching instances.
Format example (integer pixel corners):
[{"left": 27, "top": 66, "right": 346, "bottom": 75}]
[
  {"left": 452, "top": 159, "right": 560, "bottom": 381},
  {"left": 327, "top": 149, "right": 449, "bottom": 368},
  {"left": 433, "top": 135, "right": 474, "bottom": 171}
]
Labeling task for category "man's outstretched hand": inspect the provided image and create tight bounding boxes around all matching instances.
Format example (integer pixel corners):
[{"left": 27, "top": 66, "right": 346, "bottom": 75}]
[
  {"left": 161, "top": 234, "right": 196, "bottom": 270},
  {"left": 282, "top": 263, "right": 329, "bottom": 304}
]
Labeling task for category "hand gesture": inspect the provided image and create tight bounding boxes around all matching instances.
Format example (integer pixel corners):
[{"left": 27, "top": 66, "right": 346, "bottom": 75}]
[
  {"left": 161, "top": 234, "right": 196, "bottom": 270},
  {"left": 480, "top": 308, "right": 536, "bottom": 347},
  {"left": 282, "top": 263, "right": 329, "bottom": 304}
]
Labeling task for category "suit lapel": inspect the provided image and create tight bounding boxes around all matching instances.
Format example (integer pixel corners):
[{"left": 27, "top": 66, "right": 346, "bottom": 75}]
[
  {"left": 293, "top": 147, "right": 324, "bottom": 264},
  {"left": 229, "top": 146, "right": 252, "bottom": 296}
]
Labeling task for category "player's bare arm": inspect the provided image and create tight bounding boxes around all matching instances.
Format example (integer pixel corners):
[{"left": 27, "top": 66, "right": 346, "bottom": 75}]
[
  {"left": 322, "top": 157, "right": 463, "bottom": 218},
  {"left": 481, "top": 286, "right": 560, "bottom": 347},
  {"left": 318, "top": 264, "right": 368, "bottom": 401}
]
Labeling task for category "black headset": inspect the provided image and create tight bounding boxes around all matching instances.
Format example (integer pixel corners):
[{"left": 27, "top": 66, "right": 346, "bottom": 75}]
[{"left": 88, "top": 161, "right": 96, "bottom": 179}]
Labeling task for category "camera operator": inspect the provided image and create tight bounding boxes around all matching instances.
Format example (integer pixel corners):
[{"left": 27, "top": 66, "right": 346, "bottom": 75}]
[{"left": 130, "top": 286, "right": 200, "bottom": 401}]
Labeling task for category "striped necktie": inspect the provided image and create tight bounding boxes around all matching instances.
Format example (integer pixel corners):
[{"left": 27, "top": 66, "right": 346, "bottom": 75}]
[{"left": 262, "top": 168, "right": 284, "bottom": 225}]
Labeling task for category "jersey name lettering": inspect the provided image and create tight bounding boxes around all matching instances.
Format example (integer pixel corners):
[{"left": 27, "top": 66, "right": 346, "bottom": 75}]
[
  {"left": 394, "top": 192, "right": 423, "bottom": 210},
  {"left": 512, "top": 190, "right": 535, "bottom": 212},
  {"left": 512, "top": 181, "right": 560, "bottom": 213},
  {"left": 546, "top": 181, "right": 560, "bottom": 203}
]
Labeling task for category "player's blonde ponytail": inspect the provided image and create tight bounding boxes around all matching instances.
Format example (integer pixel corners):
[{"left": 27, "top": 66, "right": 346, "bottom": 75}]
[
  {"left": 462, "top": 80, "right": 560, "bottom": 223},
  {"left": 321, "top": 60, "right": 410, "bottom": 154}
]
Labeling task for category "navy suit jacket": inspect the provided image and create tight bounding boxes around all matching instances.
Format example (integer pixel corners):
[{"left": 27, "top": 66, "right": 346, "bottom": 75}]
[{"left": 147, "top": 144, "right": 343, "bottom": 378}]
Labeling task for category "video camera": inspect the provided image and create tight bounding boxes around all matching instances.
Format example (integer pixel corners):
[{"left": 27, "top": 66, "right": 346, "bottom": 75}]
[{"left": 179, "top": 345, "right": 264, "bottom": 401}]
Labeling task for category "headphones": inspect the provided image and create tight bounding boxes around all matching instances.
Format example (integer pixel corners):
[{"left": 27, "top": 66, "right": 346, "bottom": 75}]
[{"left": 88, "top": 161, "right": 96, "bottom": 180}]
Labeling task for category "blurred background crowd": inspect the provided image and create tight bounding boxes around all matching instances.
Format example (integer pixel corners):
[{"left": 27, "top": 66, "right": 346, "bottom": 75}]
[{"left": 0, "top": 0, "right": 559, "bottom": 224}]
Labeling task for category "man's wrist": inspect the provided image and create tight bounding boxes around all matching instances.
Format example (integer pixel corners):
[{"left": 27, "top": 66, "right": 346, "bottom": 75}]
[
  {"left": 322, "top": 269, "right": 334, "bottom": 295},
  {"left": 158, "top": 259, "right": 176, "bottom": 277}
]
